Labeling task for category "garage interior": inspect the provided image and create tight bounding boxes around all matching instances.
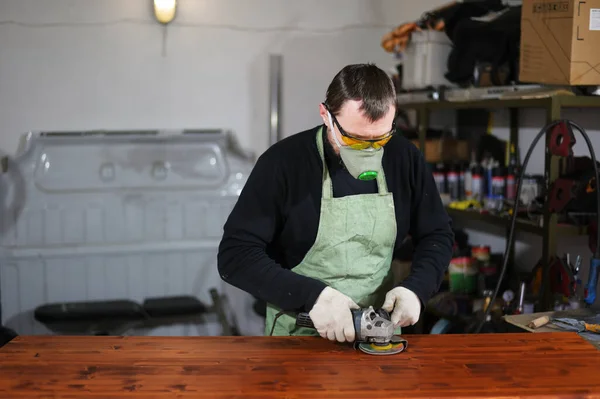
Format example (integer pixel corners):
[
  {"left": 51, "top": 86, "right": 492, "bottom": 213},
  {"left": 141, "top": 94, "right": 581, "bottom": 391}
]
[{"left": 1, "top": 0, "right": 600, "bottom": 397}]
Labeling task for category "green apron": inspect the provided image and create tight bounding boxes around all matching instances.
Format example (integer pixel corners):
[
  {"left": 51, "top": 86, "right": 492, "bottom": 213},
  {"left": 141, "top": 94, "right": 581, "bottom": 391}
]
[{"left": 264, "top": 126, "right": 399, "bottom": 336}]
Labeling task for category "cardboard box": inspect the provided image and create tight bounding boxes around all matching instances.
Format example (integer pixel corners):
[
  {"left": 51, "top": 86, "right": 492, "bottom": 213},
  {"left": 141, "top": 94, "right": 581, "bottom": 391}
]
[
  {"left": 520, "top": 0, "right": 600, "bottom": 85},
  {"left": 411, "top": 139, "right": 469, "bottom": 164}
]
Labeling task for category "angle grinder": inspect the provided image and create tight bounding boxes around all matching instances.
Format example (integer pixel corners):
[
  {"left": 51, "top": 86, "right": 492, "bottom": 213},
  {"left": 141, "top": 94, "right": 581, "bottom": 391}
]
[{"left": 295, "top": 306, "right": 408, "bottom": 355}]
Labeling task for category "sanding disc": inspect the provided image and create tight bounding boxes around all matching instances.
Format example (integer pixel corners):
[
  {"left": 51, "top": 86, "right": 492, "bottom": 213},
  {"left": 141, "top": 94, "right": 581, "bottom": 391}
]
[{"left": 357, "top": 335, "right": 408, "bottom": 356}]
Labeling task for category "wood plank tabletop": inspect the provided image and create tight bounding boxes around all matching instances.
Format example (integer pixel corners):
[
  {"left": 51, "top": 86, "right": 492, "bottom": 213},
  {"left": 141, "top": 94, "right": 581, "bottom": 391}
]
[{"left": 1, "top": 332, "right": 600, "bottom": 398}]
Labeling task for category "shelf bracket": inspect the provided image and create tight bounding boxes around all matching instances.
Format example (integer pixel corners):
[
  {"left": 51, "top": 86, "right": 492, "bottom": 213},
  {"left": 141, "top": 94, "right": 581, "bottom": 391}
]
[{"left": 540, "top": 98, "right": 562, "bottom": 311}]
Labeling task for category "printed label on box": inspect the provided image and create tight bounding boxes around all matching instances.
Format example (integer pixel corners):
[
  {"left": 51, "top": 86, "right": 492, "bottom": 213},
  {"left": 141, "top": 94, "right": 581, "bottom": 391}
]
[{"left": 590, "top": 9, "right": 600, "bottom": 31}]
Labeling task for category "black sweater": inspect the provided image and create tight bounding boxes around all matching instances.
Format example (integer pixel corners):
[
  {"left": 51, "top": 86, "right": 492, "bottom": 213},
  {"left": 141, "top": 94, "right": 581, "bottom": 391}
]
[{"left": 217, "top": 125, "right": 454, "bottom": 313}]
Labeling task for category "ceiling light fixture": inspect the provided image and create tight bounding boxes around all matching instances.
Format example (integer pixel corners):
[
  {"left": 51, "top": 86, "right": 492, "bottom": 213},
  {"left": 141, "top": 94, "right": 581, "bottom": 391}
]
[{"left": 153, "top": 0, "right": 177, "bottom": 24}]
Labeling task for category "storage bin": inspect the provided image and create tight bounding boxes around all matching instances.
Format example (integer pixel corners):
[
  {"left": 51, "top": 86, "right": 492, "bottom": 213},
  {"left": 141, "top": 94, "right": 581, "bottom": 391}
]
[
  {"left": 411, "top": 138, "right": 469, "bottom": 163},
  {"left": 402, "top": 30, "right": 455, "bottom": 90}
]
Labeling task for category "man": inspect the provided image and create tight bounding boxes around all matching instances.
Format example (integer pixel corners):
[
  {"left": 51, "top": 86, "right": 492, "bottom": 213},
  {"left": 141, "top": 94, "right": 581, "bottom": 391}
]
[{"left": 218, "top": 63, "right": 453, "bottom": 342}]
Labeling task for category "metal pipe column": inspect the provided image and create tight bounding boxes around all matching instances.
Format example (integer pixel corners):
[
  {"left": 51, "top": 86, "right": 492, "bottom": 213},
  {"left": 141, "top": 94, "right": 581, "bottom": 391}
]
[{"left": 269, "top": 54, "right": 283, "bottom": 146}]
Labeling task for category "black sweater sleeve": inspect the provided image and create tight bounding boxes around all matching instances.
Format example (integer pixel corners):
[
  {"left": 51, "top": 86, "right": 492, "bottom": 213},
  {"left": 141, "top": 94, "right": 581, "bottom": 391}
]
[
  {"left": 217, "top": 150, "right": 327, "bottom": 313},
  {"left": 398, "top": 147, "right": 454, "bottom": 306}
]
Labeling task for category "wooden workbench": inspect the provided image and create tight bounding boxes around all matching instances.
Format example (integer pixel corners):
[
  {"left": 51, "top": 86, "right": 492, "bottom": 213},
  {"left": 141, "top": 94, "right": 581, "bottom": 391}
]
[{"left": 2, "top": 333, "right": 600, "bottom": 398}]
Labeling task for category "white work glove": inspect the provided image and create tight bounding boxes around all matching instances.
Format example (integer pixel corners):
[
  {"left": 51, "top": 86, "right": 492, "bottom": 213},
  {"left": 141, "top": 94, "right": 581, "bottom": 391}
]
[
  {"left": 382, "top": 287, "right": 422, "bottom": 327},
  {"left": 309, "top": 286, "right": 359, "bottom": 342}
]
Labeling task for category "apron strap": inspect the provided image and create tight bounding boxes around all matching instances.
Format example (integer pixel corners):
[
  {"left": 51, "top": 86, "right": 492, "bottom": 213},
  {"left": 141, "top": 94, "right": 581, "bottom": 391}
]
[
  {"left": 316, "top": 127, "right": 389, "bottom": 198},
  {"left": 376, "top": 166, "right": 389, "bottom": 195},
  {"left": 316, "top": 127, "right": 334, "bottom": 199}
]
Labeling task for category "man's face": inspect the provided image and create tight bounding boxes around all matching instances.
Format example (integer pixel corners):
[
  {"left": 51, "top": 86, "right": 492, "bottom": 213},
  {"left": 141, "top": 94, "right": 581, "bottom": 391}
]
[{"left": 319, "top": 100, "right": 396, "bottom": 154}]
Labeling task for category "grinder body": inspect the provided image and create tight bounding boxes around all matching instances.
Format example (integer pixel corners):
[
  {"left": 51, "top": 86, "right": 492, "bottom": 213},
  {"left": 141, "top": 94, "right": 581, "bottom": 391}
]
[{"left": 295, "top": 307, "right": 395, "bottom": 345}]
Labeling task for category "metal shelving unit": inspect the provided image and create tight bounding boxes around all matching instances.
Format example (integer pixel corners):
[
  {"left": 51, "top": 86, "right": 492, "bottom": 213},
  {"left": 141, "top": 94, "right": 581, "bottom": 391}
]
[
  {"left": 399, "top": 93, "right": 600, "bottom": 310},
  {"left": 445, "top": 208, "right": 588, "bottom": 237}
]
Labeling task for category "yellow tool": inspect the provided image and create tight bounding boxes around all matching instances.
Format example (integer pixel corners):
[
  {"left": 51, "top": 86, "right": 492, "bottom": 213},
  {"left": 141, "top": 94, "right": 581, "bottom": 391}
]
[
  {"left": 551, "top": 318, "right": 600, "bottom": 334},
  {"left": 448, "top": 199, "right": 481, "bottom": 210},
  {"left": 582, "top": 323, "right": 600, "bottom": 334}
]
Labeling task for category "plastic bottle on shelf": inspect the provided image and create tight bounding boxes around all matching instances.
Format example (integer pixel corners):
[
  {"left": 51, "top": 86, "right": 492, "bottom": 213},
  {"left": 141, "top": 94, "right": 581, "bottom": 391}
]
[
  {"left": 506, "top": 144, "right": 520, "bottom": 201},
  {"left": 472, "top": 163, "right": 484, "bottom": 202},
  {"left": 458, "top": 161, "right": 466, "bottom": 200},
  {"left": 447, "top": 162, "right": 460, "bottom": 201},
  {"left": 484, "top": 159, "right": 498, "bottom": 210},
  {"left": 491, "top": 163, "right": 506, "bottom": 212},
  {"left": 433, "top": 163, "right": 446, "bottom": 196},
  {"left": 464, "top": 151, "right": 477, "bottom": 200}
]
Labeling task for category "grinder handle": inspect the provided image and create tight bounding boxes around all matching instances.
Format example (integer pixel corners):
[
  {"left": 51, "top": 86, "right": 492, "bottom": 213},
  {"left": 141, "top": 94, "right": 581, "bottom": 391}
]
[
  {"left": 296, "top": 309, "right": 365, "bottom": 329},
  {"left": 295, "top": 313, "right": 315, "bottom": 329}
]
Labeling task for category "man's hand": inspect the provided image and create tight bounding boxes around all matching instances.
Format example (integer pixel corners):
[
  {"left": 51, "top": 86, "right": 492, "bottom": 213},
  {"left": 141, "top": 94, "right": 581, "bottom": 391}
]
[
  {"left": 382, "top": 287, "right": 421, "bottom": 327},
  {"left": 309, "top": 287, "right": 359, "bottom": 342}
]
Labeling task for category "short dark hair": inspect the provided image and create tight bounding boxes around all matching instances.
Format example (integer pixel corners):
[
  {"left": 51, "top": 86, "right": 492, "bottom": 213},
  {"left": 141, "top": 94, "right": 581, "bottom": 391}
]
[{"left": 324, "top": 63, "right": 396, "bottom": 122}]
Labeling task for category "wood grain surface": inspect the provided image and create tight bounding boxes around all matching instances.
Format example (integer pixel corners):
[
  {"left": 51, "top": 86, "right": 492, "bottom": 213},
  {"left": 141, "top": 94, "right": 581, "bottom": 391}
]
[{"left": 1, "top": 332, "right": 600, "bottom": 398}]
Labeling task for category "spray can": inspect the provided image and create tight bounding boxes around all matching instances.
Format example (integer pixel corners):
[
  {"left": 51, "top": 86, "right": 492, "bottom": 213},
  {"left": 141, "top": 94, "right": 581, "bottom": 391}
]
[
  {"left": 464, "top": 166, "right": 473, "bottom": 200},
  {"left": 506, "top": 166, "right": 516, "bottom": 200},
  {"left": 447, "top": 163, "right": 460, "bottom": 201},
  {"left": 472, "top": 165, "right": 484, "bottom": 202},
  {"left": 458, "top": 162, "right": 466, "bottom": 200},
  {"left": 486, "top": 165, "right": 505, "bottom": 211},
  {"left": 492, "top": 165, "right": 506, "bottom": 199},
  {"left": 433, "top": 163, "right": 446, "bottom": 195},
  {"left": 464, "top": 152, "right": 477, "bottom": 200},
  {"left": 506, "top": 144, "right": 520, "bottom": 201},
  {"left": 485, "top": 159, "right": 495, "bottom": 200}
]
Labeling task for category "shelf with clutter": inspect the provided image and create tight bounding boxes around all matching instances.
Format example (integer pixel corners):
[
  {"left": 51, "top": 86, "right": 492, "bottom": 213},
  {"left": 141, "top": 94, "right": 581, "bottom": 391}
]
[{"left": 382, "top": 0, "right": 600, "bottom": 334}]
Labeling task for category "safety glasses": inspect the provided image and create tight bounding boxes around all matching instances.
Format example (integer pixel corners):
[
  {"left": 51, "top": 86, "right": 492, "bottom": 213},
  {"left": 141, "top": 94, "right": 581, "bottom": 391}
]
[{"left": 323, "top": 103, "right": 395, "bottom": 150}]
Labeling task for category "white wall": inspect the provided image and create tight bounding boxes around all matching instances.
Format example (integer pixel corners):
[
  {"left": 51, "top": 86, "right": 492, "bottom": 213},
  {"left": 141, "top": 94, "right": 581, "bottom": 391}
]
[{"left": 0, "top": 0, "right": 447, "bottom": 158}]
